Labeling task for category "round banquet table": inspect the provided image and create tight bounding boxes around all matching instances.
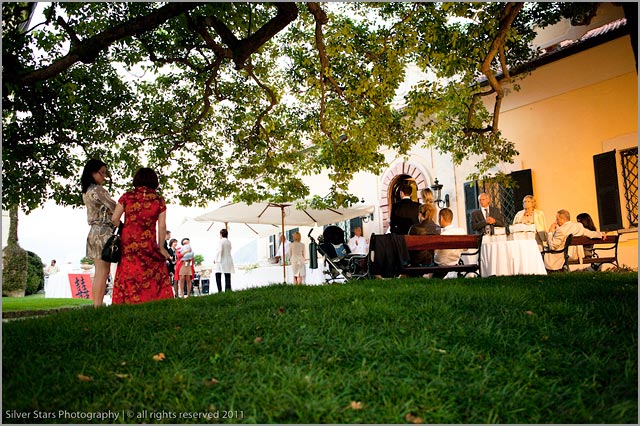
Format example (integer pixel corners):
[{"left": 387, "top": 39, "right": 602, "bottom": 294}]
[{"left": 480, "top": 237, "right": 547, "bottom": 277}]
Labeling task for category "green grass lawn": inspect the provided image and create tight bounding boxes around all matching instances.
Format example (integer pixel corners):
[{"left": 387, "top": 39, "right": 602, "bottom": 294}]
[
  {"left": 2, "top": 272, "right": 637, "bottom": 424},
  {"left": 2, "top": 294, "right": 93, "bottom": 312}
]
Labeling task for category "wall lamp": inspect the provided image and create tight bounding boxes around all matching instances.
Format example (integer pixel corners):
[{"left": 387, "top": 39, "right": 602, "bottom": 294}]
[
  {"left": 431, "top": 178, "right": 450, "bottom": 208},
  {"left": 360, "top": 198, "right": 374, "bottom": 223}
]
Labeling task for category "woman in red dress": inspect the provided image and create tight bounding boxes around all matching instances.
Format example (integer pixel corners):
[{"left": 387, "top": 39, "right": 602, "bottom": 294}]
[{"left": 111, "top": 168, "right": 174, "bottom": 304}]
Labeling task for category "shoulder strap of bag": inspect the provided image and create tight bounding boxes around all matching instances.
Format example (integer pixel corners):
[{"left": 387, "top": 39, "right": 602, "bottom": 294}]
[{"left": 115, "top": 221, "right": 124, "bottom": 235}]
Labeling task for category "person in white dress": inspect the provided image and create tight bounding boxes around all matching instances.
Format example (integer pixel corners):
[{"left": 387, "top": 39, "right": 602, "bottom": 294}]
[
  {"left": 288, "top": 231, "right": 306, "bottom": 285},
  {"left": 214, "top": 229, "right": 235, "bottom": 292}
]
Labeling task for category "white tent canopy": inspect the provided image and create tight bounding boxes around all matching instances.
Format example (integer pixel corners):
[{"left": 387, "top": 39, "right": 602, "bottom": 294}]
[
  {"left": 194, "top": 201, "right": 375, "bottom": 228},
  {"left": 194, "top": 201, "right": 374, "bottom": 282}
]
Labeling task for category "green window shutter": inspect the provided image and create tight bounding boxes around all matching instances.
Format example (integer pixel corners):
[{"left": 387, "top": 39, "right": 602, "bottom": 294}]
[
  {"left": 510, "top": 169, "right": 533, "bottom": 206},
  {"left": 593, "top": 150, "right": 623, "bottom": 231},
  {"left": 463, "top": 181, "right": 479, "bottom": 233}
]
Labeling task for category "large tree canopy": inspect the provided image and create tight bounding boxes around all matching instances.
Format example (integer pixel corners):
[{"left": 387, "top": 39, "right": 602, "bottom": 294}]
[{"left": 2, "top": 2, "right": 601, "bottom": 211}]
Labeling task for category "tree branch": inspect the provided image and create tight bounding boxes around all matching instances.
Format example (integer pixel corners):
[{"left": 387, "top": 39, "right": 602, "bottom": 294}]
[
  {"left": 245, "top": 63, "right": 278, "bottom": 139},
  {"left": 56, "top": 17, "right": 81, "bottom": 46},
  {"left": 307, "top": 2, "right": 344, "bottom": 140},
  {"left": 465, "top": 2, "right": 523, "bottom": 136},
  {"left": 307, "top": 3, "right": 329, "bottom": 138},
  {"left": 138, "top": 36, "right": 202, "bottom": 72},
  {"left": 464, "top": 87, "right": 496, "bottom": 136},
  {"left": 200, "top": 3, "right": 298, "bottom": 70},
  {"left": 16, "top": 3, "right": 201, "bottom": 85},
  {"left": 188, "top": 14, "right": 232, "bottom": 59}
]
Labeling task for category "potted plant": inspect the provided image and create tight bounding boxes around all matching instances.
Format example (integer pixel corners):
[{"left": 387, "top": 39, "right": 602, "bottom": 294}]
[
  {"left": 193, "top": 254, "right": 205, "bottom": 273},
  {"left": 80, "top": 256, "right": 94, "bottom": 270}
]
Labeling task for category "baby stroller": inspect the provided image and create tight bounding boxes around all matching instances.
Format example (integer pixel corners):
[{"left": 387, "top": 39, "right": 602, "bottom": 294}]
[{"left": 309, "top": 226, "right": 369, "bottom": 283}]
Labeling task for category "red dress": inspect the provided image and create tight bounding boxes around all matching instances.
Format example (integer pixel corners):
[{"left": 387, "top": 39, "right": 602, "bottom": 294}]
[{"left": 113, "top": 187, "right": 174, "bottom": 304}]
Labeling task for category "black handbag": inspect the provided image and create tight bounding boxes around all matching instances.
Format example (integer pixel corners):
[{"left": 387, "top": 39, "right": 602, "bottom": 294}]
[{"left": 101, "top": 223, "right": 123, "bottom": 263}]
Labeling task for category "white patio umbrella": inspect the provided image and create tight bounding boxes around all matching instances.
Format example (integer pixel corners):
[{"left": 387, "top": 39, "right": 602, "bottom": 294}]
[{"left": 194, "top": 201, "right": 375, "bottom": 282}]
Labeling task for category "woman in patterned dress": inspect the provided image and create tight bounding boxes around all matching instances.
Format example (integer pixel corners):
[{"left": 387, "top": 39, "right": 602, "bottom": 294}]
[
  {"left": 111, "top": 168, "right": 173, "bottom": 304},
  {"left": 81, "top": 159, "right": 117, "bottom": 308}
]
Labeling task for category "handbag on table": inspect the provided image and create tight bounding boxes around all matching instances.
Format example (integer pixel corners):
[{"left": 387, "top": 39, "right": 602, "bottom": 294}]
[{"left": 102, "top": 222, "right": 124, "bottom": 263}]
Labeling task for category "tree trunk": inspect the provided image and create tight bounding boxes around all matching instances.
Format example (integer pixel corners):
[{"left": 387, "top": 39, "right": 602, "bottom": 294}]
[
  {"left": 8, "top": 205, "right": 19, "bottom": 245},
  {"left": 2, "top": 206, "right": 28, "bottom": 297}
]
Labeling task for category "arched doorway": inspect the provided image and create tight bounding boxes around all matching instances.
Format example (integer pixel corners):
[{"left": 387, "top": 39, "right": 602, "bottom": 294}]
[
  {"left": 390, "top": 175, "right": 418, "bottom": 204},
  {"left": 379, "top": 161, "right": 429, "bottom": 230}
]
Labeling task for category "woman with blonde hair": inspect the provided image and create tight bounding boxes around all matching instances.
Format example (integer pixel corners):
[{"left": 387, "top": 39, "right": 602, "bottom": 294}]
[
  {"left": 512, "top": 195, "right": 547, "bottom": 247},
  {"left": 421, "top": 187, "right": 435, "bottom": 205},
  {"left": 288, "top": 231, "right": 306, "bottom": 285},
  {"left": 407, "top": 202, "right": 441, "bottom": 267}
]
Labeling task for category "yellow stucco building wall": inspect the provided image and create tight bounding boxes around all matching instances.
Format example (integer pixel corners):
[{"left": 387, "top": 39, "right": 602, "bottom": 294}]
[{"left": 473, "top": 35, "right": 638, "bottom": 268}]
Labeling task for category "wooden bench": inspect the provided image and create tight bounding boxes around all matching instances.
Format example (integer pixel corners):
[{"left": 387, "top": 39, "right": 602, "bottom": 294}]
[
  {"left": 567, "top": 234, "right": 620, "bottom": 270},
  {"left": 402, "top": 234, "right": 482, "bottom": 278},
  {"left": 541, "top": 234, "right": 620, "bottom": 272}
]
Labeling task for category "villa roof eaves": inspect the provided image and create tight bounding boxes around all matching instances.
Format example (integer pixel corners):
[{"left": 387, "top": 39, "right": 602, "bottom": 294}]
[{"left": 481, "top": 18, "right": 630, "bottom": 86}]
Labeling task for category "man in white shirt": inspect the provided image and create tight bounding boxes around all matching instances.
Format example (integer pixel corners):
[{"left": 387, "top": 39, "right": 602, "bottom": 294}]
[
  {"left": 44, "top": 259, "right": 60, "bottom": 277},
  {"left": 348, "top": 226, "right": 369, "bottom": 255},
  {"left": 433, "top": 208, "right": 466, "bottom": 278},
  {"left": 544, "top": 209, "right": 605, "bottom": 271}
]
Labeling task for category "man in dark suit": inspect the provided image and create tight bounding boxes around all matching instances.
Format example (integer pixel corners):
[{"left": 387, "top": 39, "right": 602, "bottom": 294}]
[
  {"left": 389, "top": 183, "right": 420, "bottom": 235},
  {"left": 470, "top": 192, "right": 506, "bottom": 234}
]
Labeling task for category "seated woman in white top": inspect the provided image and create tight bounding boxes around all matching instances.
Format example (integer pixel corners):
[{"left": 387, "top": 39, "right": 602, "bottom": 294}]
[{"left": 512, "top": 195, "right": 547, "bottom": 248}]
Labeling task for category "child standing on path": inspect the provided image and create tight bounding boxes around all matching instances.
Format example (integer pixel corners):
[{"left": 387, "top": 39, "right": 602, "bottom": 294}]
[{"left": 288, "top": 231, "right": 306, "bottom": 285}]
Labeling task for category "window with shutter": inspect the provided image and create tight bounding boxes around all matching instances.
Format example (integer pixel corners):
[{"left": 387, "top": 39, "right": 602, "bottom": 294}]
[
  {"left": 463, "top": 181, "right": 479, "bottom": 233},
  {"left": 465, "top": 170, "right": 533, "bottom": 230},
  {"left": 620, "top": 148, "right": 638, "bottom": 227},
  {"left": 286, "top": 228, "right": 299, "bottom": 242},
  {"left": 349, "top": 217, "right": 363, "bottom": 238},
  {"left": 269, "top": 234, "right": 276, "bottom": 257},
  {"left": 593, "top": 150, "right": 623, "bottom": 231},
  {"left": 509, "top": 169, "right": 534, "bottom": 223}
]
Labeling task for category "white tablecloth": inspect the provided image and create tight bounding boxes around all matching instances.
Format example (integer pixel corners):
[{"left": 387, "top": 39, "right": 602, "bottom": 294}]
[
  {"left": 44, "top": 269, "right": 112, "bottom": 305},
  {"left": 47, "top": 264, "right": 333, "bottom": 298},
  {"left": 226, "top": 264, "right": 327, "bottom": 291},
  {"left": 45, "top": 269, "right": 95, "bottom": 298},
  {"left": 481, "top": 238, "right": 547, "bottom": 277}
]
